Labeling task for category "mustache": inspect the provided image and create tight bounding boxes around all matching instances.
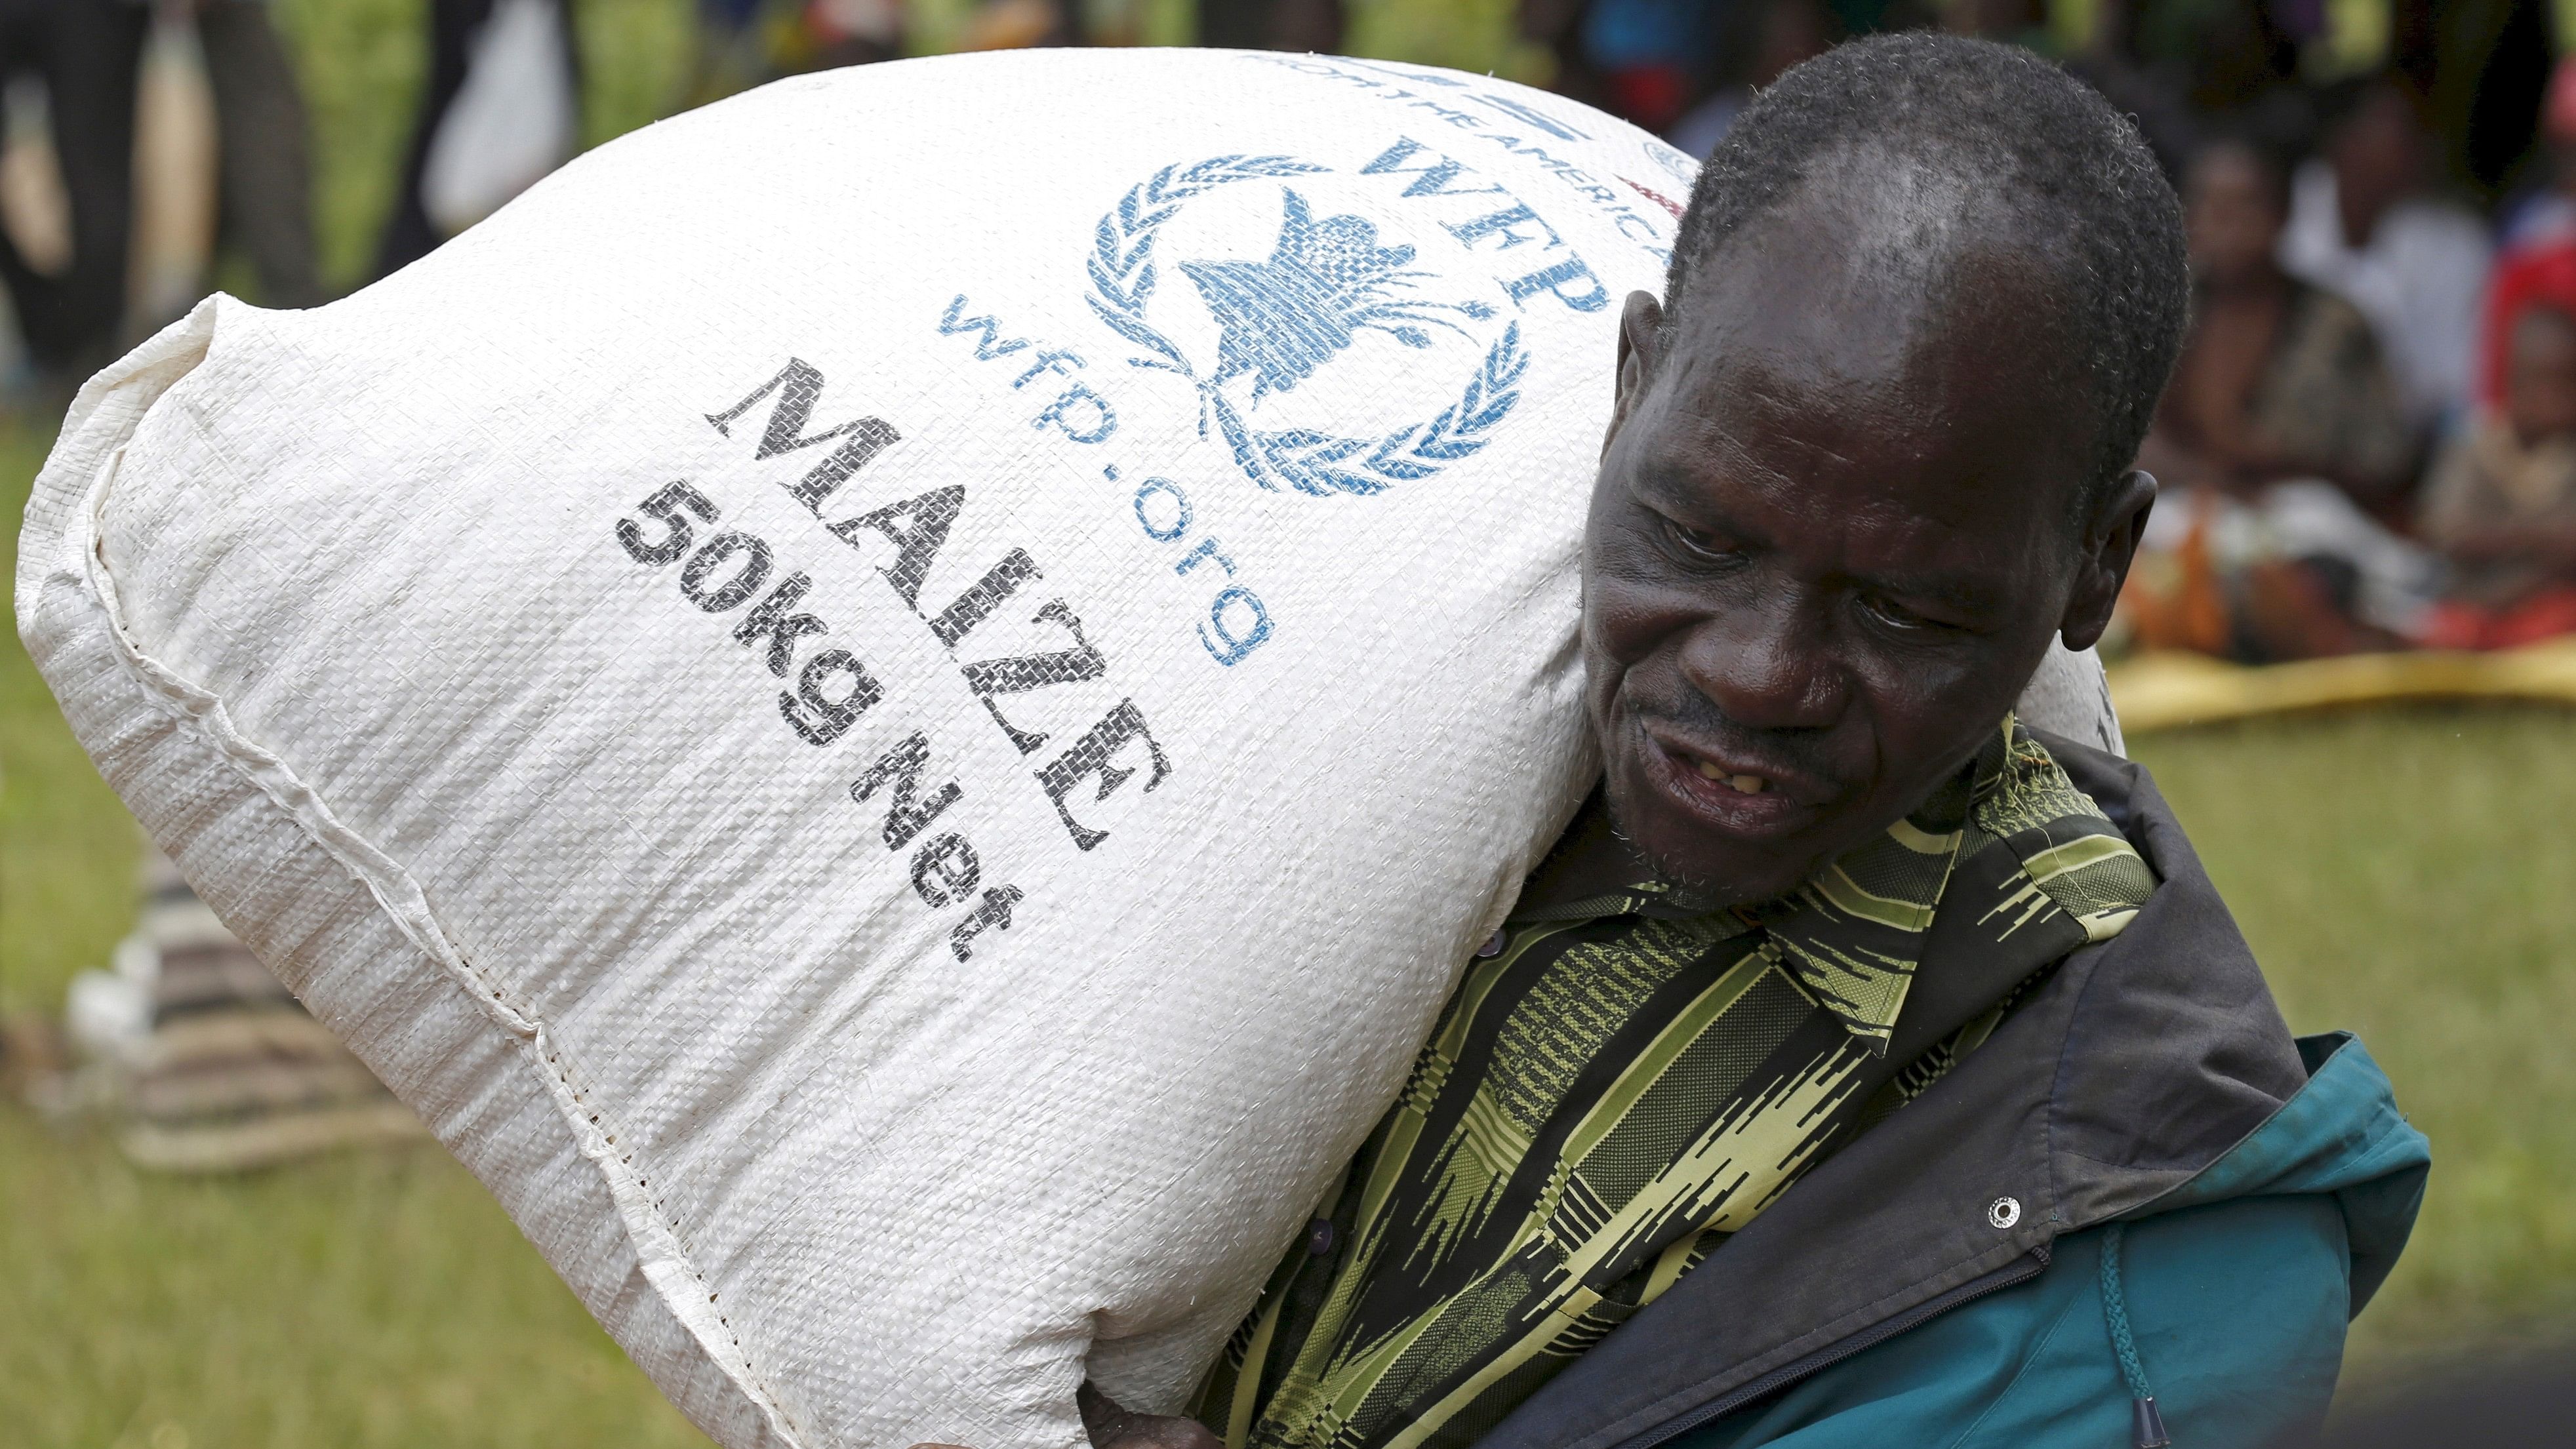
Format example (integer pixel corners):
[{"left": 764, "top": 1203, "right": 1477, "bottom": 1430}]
[{"left": 1623, "top": 685, "right": 1840, "bottom": 784}]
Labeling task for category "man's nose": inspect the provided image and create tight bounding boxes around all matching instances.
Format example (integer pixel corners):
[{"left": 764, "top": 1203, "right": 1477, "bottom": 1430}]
[{"left": 1676, "top": 592, "right": 1847, "bottom": 732}]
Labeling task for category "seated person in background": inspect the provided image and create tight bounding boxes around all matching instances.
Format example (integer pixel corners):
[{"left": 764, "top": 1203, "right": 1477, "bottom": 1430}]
[
  {"left": 2127, "top": 137, "right": 2430, "bottom": 661},
  {"left": 1050, "top": 37, "right": 2427, "bottom": 1449},
  {"left": 2140, "top": 138, "right": 2412, "bottom": 508},
  {"left": 2478, "top": 62, "right": 2576, "bottom": 429},
  {"left": 2279, "top": 76, "right": 2491, "bottom": 430},
  {"left": 2417, "top": 302, "right": 2576, "bottom": 650}
]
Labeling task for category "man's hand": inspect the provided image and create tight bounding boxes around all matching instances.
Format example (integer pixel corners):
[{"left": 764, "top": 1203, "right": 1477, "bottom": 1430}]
[
  {"left": 1076, "top": 1383, "right": 1224, "bottom": 1449},
  {"left": 907, "top": 1382, "right": 1222, "bottom": 1449}
]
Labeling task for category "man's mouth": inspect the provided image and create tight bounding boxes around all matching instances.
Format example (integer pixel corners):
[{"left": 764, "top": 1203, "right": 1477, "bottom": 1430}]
[
  {"left": 1685, "top": 755, "right": 1772, "bottom": 795},
  {"left": 1634, "top": 726, "right": 1822, "bottom": 839}
]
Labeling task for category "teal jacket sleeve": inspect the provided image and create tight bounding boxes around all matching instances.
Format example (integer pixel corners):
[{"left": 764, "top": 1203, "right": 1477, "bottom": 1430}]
[{"left": 1670, "top": 1197, "right": 2353, "bottom": 1449}]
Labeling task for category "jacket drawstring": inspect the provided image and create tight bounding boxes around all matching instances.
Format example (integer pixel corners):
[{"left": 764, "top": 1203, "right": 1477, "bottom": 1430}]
[{"left": 2100, "top": 1222, "right": 2172, "bottom": 1448}]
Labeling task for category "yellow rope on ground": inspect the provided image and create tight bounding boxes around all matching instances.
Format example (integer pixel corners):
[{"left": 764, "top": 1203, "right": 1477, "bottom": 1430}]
[{"left": 2109, "top": 639, "right": 2576, "bottom": 732}]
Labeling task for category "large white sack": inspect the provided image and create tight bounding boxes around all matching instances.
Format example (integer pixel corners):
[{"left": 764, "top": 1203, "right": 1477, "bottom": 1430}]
[{"left": 17, "top": 49, "right": 2117, "bottom": 1449}]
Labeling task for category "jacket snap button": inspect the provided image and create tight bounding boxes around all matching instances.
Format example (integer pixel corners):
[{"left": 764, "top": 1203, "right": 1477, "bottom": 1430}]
[
  {"left": 1306, "top": 1218, "right": 1337, "bottom": 1256},
  {"left": 1987, "top": 1196, "right": 2022, "bottom": 1230},
  {"left": 1475, "top": 930, "right": 1507, "bottom": 959}
]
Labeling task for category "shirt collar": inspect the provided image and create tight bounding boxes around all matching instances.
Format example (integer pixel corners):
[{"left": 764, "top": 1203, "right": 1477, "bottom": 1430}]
[{"left": 1512, "top": 719, "right": 2024, "bottom": 1052}]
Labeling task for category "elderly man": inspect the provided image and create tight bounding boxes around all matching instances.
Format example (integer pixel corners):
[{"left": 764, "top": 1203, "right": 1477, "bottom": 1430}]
[{"left": 1063, "top": 34, "right": 2426, "bottom": 1449}]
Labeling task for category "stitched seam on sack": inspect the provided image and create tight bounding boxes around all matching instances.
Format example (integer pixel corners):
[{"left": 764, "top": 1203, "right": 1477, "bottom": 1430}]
[{"left": 73, "top": 433, "right": 808, "bottom": 1447}]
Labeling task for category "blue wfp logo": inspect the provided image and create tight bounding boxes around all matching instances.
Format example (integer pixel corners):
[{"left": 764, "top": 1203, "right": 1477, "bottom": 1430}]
[{"left": 1085, "top": 155, "right": 1528, "bottom": 498}]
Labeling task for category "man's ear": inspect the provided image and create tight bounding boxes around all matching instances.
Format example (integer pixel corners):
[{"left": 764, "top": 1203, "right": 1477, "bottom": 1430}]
[
  {"left": 1604, "top": 290, "right": 1665, "bottom": 460},
  {"left": 2057, "top": 469, "right": 2156, "bottom": 652}
]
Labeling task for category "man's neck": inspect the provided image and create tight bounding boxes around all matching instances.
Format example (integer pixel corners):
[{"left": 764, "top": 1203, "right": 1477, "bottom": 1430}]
[{"left": 1531, "top": 741, "right": 1988, "bottom": 921}]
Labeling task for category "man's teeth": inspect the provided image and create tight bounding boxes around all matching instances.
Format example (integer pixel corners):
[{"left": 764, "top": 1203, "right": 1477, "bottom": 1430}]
[{"left": 1691, "top": 759, "right": 1769, "bottom": 793}]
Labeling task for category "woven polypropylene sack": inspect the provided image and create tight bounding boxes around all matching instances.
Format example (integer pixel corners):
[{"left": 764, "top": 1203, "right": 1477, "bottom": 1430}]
[{"left": 16, "top": 49, "right": 2119, "bottom": 1449}]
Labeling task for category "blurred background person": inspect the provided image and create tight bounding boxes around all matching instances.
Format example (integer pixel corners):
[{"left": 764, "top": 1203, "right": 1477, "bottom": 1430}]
[
  {"left": 797, "top": 0, "right": 910, "bottom": 65},
  {"left": 1939, "top": 0, "right": 2045, "bottom": 47},
  {"left": 374, "top": 0, "right": 582, "bottom": 279},
  {"left": 957, "top": 0, "right": 1074, "bottom": 48},
  {"left": 685, "top": 0, "right": 913, "bottom": 111},
  {"left": 2417, "top": 299, "right": 2576, "bottom": 649},
  {"left": 2129, "top": 135, "right": 2430, "bottom": 660},
  {"left": 2281, "top": 76, "right": 2492, "bottom": 432},
  {"left": 2146, "top": 136, "right": 2415, "bottom": 508},
  {"left": 1572, "top": 0, "right": 1704, "bottom": 133},
  {"left": 2480, "top": 57, "right": 2576, "bottom": 427},
  {"left": 1201, "top": 0, "right": 1340, "bottom": 52},
  {"left": 1516, "top": 0, "right": 1707, "bottom": 135},
  {"left": 192, "top": 0, "right": 321, "bottom": 310},
  {"left": 1665, "top": 0, "right": 1836, "bottom": 159},
  {"left": 684, "top": 0, "right": 775, "bottom": 106},
  {"left": 1517, "top": 0, "right": 1613, "bottom": 117},
  {"left": 2059, "top": 0, "right": 2197, "bottom": 178},
  {"left": 2165, "top": 0, "right": 2303, "bottom": 143},
  {"left": 0, "top": 0, "right": 147, "bottom": 391}
]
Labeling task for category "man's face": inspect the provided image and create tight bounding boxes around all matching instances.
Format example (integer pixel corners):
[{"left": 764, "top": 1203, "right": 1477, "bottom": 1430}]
[
  {"left": 1583, "top": 195, "right": 2127, "bottom": 902},
  {"left": 2330, "top": 88, "right": 2426, "bottom": 226},
  {"left": 2186, "top": 144, "right": 2285, "bottom": 289}
]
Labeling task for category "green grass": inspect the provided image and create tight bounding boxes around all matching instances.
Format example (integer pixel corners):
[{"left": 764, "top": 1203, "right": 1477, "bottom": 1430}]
[
  {"left": 0, "top": 1114, "right": 709, "bottom": 1449},
  {"left": 1, "top": 426, "right": 139, "bottom": 1021},
  {"left": 3, "top": 414, "right": 710, "bottom": 1446},
  {"left": 2131, "top": 710, "right": 2576, "bottom": 1370}
]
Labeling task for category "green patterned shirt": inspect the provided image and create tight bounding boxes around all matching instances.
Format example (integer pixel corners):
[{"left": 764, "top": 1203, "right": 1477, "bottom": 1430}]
[{"left": 1193, "top": 719, "right": 2158, "bottom": 1449}]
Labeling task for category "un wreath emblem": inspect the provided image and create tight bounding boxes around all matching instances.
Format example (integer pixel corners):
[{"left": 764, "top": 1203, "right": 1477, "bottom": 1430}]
[{"left": 1086, "top": 155, "right": 1529, "bottom": 497}]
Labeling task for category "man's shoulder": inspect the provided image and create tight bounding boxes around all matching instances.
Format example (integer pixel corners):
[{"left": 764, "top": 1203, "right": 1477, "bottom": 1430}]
[
  {"left": 2025, "top": 728, "right": 2211, "bottom": 911},
  {"left": 1964, "top": 724, "right": 2160, "bottom": 947},
  {"left": 2006, "top": 730, "right": 2319, "bottom": 1164},
  {"left": 2020, "top": 726, "right": 2143, "bottom": 829},
  {"left": 1668, "top": 1030, "right": 2429, "bottom": 1449}
]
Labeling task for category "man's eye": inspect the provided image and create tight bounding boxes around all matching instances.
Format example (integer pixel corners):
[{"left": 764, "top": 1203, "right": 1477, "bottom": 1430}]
[
  {"left": 1860, "top": 595, "right": 1939, "bottom": 632},
  {"left": 1658, "top": 515, "right": 1737, "bottom": 562}
]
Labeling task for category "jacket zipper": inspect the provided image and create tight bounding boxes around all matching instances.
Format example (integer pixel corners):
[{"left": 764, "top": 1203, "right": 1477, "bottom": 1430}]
[{"left": 1604, "top": 1245, "right": 2054, "bottom": 1449}]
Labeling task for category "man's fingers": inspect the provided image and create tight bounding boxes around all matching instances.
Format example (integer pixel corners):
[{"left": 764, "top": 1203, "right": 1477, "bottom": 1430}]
[
  {"left": 1100, "top": 1418, "right": 1222, "bottom": 1449},
  {"left": 904, "top": 1392, "right": 1220, "bottom": 1449},
  {"left": 1076, "top": 1381, "right": 1223, "bottom": 1449}
]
